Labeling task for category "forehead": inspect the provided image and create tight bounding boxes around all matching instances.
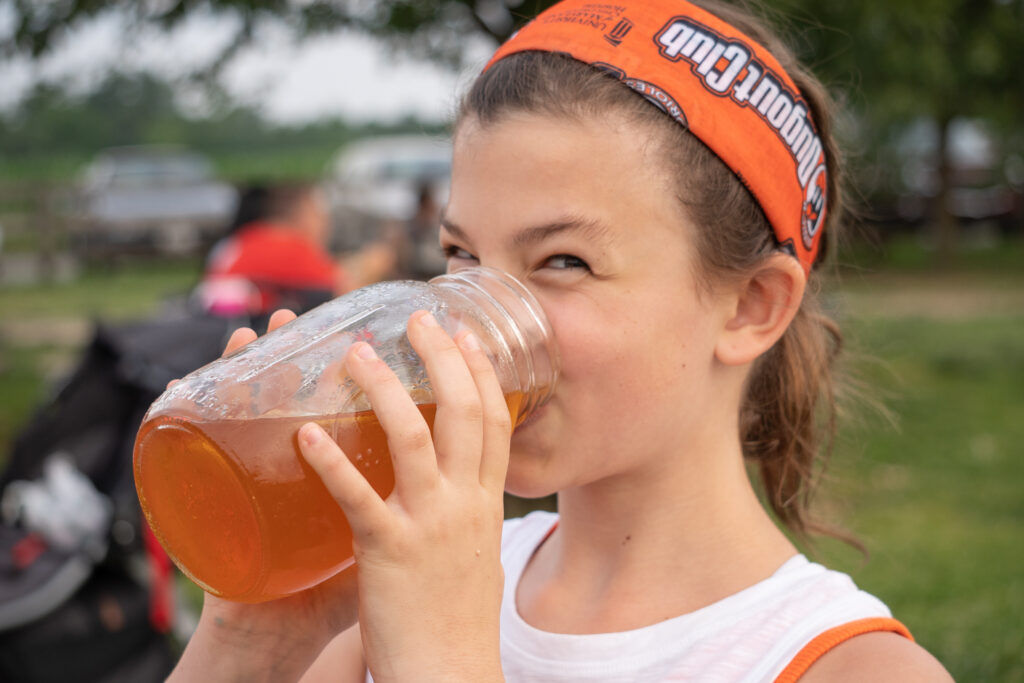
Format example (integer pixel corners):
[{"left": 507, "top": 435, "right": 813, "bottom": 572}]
[{"left": 447, "top": 113, "right": 685, "bottom": 246}]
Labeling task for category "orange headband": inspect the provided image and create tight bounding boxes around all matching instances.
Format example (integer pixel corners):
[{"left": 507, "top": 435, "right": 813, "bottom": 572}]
[{"left": 485, "top": 0, "right": 828, "bottom": 274}]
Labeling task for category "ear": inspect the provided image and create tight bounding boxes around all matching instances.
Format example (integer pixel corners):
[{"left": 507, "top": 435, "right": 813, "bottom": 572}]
[{"left": 714, "top": 253, "right": 806, "bottom": 367}]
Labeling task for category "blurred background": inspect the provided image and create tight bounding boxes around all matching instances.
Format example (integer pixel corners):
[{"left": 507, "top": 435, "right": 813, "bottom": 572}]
[{"left": 0, "top": 1, "right": 1021, "bottom": 681}]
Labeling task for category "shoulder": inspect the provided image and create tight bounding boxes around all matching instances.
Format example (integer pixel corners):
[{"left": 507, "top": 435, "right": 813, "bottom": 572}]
[
  {"left": 800, "top": 631, "right": 953, "bottom": 683},
  {"left": 760, "top": 559, "right": 950, "bottom": 682}
]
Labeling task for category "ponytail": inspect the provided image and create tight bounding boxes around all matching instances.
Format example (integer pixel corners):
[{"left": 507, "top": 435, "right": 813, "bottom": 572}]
[{"left": 741, "top": 298, "right": 847, "bottom": 541}]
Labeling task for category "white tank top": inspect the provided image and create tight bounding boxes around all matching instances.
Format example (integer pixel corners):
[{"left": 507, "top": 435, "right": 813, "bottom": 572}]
[{"left": 499, "top": 511, "right": 905, "bottom": 683}]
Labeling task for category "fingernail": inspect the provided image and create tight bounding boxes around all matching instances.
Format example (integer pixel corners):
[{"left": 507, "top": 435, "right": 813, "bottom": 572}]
[
  {"left": 300, "top": 423, "right": 323, "bottom": 446},
  {"left": 355, "top": 343, "right": 377, "bottom": 360},
  {"left": 418, "top": 312, "right": 439, "bottom": 327},
  {"left": 459, "top": 332, "right": 480, "bottom": 351}
]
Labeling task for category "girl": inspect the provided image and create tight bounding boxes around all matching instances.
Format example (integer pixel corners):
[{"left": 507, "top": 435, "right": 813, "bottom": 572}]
[{"left": 169, "top": 0, "right": 952, "bottom": 680}]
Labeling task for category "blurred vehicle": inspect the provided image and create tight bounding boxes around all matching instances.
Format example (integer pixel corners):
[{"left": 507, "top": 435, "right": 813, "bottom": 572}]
[
  {"left": 70, "top": 146, "right": 237, "bottom": 258},
  {"left": 862, "top": 118, "right": 1023, "bottom": 238},
  {"left": 323, "top": 134, "right": 451, "bottom": 250}
]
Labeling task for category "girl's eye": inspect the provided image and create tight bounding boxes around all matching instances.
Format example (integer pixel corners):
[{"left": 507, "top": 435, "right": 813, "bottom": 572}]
[
  {"left": 544, "top": 254, "right": 590, "bottom": 271},
  {"left": 443, "top": 245, "right": 478, "bottom": 262}
]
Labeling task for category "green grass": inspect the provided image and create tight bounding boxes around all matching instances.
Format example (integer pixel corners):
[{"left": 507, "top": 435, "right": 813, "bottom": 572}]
[
  {"left": 0, "top": 250, "right": 1022, "bottom": 680},
  {"left": 0, "top": 345, "right": 54, "bottom": 456},
  {"left": 0, "top": 154, "right": 91, "bottom": 184},
  {"left": 0, "top": 259, "right": 200, "bottom": 320},
  {"left": 0, "top": 148, "right": 328, "bottom": 185},
  {"left": 0, "top": 260, "right": 200, "bottom": 448},
  {"left": 211, "top": 146, "right": 337, "bottom": 183},
  {"left": 810, "top": 314, "right": 1024, "bottom": 682},
  {"left": 843, "top": 231, "right": 1024, "bottom": 274},
  {"left": 0, "top": 145, "right": 336, "bottom": 186}
]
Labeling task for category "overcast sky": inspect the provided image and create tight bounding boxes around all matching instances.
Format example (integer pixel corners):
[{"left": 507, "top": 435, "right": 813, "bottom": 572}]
[{"left": 0, "top": 7, "right": 494, "bottom": 124}]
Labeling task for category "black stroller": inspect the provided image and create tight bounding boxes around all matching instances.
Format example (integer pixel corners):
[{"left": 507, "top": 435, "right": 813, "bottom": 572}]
[{"left": 0, "top": 309, "right": 242, "bottom": 682}]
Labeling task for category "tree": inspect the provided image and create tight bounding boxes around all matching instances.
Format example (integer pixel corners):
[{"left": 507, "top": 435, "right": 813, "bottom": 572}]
[
  {"left": 1, "top": 73, "right": 182, "bottom": 157},
  {"left": 768, "top": 0, "right": 1024, "bottom": 257},
  {"left": 5, "top": 0, "right": 1022, "bottom": 257},
  {"left": 0, "top": 1, "right": 559, "bottom": 68}
]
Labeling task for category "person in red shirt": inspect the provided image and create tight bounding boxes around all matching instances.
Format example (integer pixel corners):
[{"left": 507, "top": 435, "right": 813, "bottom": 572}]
[{"left": 201, "top": 183, "right": 394, "bottom": 316}]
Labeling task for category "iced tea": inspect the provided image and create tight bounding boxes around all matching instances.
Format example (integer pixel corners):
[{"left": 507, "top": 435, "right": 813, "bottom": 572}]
[{"left": 134, "top": 393, "right": 523, "bottom": 603}]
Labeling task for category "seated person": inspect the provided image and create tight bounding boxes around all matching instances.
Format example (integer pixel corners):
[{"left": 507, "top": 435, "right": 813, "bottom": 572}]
[{"left": 200, "top": 183, "right": 394, "bottom": 316}]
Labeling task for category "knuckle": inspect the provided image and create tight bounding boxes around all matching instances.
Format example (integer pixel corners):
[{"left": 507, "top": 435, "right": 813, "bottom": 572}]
[
  {"left": 345, "top": 484, "right": 376, "bottom": 514},
  {"left": 394, "top": 425, "right": 433, "bottom": 453},
  {"left": 318, "top": 451, "right": 348, "bottom": 481},
  {"left": 450, "top": 396, "right": 484, "bottom": 423},
  {"left": 485, "top": 405, "right": 513, "bottom": 434}
]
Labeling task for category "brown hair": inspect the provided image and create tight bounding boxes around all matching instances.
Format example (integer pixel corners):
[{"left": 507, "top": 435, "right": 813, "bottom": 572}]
[{"left": 458, "top": 0, "right": 848, "bottom": 543}]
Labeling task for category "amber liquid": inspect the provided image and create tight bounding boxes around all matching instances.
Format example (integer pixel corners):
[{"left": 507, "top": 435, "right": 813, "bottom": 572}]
[{"left": 133, "top": 393, "right": 523, "bottom": 603}]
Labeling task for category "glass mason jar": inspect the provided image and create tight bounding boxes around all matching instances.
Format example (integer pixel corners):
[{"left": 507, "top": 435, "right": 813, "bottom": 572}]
[{"left": 133, "top": 266, "right": 558, "bottom": 603}]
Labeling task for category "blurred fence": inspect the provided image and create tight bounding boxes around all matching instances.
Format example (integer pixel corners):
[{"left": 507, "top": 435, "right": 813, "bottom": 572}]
[{"left": 0, "top": 182, "right": 78, "bottom": 286}]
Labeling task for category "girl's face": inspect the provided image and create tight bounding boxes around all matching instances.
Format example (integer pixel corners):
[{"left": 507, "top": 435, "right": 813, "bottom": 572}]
[{"left": 443, "top": 113, "right": 737, "bottom": 497}]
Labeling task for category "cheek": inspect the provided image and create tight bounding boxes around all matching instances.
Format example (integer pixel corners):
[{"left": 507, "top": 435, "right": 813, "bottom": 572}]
[
  {"left": 549, "top": 305, "right": 667, "bottom": 414},
  {"left": 551, "top": 295, "right": 717, "bottom": 409},
  {"left": 545, "top": 303, "right": 625, "bottom": 379}
]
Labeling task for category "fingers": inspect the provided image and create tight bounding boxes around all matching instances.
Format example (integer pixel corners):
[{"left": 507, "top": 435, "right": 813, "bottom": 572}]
[
  {"left": 298, "top": 422, "right": 389, "bottom": 542},
  {"left": 267, "top": 309, "right": 297, "bottom": 332},
  {"left": 452, "top": 331, "right": 513, "bottom": 492},
  {"left": 173, "top": 310, "right": 297, "bottom": 391},
  {"left": 223, "top": 327, "right": 257, "bottom": 357},
  {"left": 344, "top": 340, "right": 441, "bottom": 497},
  {"left": 220, "top": 309, "right": 295, "bottom": 360},
  {"left": 405, "top": 312, "right": 485, "bottom": 483},
  {"left": 314, "top": 308, "right": 510, "bottom": 514}
]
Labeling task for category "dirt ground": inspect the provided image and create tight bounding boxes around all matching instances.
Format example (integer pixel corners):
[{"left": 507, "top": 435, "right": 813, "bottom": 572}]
[{"left": 829, "top": 272, "right": 1024, "bottom": 320}]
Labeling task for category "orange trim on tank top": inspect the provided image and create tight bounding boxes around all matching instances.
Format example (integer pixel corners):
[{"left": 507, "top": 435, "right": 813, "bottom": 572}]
[{"left": 773, "top": 616, "right": 914, "bottom": 683}]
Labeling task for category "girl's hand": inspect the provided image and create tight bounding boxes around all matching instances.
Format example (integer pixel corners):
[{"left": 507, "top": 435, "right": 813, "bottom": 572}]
[
  {"left": 298, "top": 311, "right": 511, "bottom": 683},
  {"left": 169, "top": 310, "right": 361, "bottom": 683}
]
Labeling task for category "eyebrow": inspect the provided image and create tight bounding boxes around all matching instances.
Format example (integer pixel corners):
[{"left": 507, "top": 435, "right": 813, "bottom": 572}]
[{"left": 440, "top": 213, "right": 615, "bottom": 249}]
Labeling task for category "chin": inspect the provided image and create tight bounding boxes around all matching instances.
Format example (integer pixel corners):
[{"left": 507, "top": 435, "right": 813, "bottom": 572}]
[
  {"left": 505, "top": 404, "right": 564, "bottom": 497},
  {"left": 504, "top": 480, "right": 559, "bottom": 502},
  {"left": 503, "top": 451, "right": 559, "bottom": 501}
]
